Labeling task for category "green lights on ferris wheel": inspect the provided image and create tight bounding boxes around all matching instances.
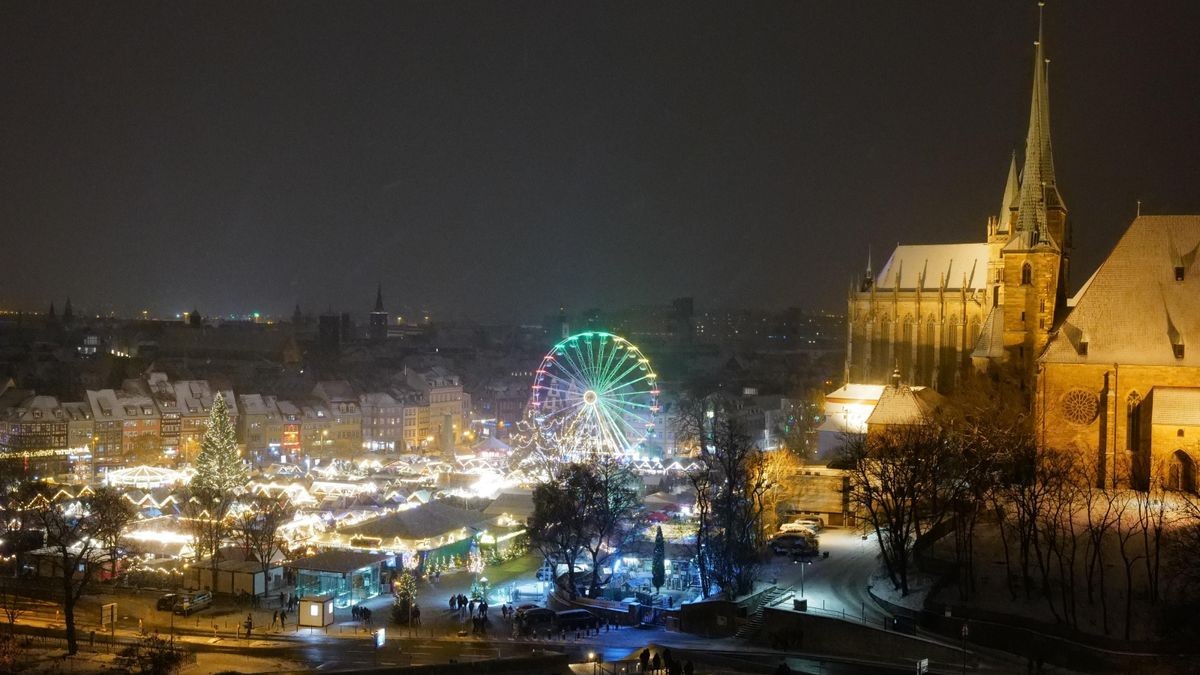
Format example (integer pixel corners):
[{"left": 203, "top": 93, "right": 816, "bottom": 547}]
[{"left": 528, "top": 331, "right": 660, "bottom": 454}]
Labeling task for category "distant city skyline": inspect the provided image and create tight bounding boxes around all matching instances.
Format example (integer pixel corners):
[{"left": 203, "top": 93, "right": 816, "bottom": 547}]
[{"left": 3, "top": 2, "right": 1199, "bottom": 320}]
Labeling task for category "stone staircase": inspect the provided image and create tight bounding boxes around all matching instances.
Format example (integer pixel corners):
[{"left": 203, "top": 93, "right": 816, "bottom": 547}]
[{"left": 733, "top": 586, "right": 787, "bottom": 640}]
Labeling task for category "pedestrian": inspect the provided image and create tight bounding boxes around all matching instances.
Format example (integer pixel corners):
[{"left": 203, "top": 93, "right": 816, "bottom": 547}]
[
  {"left": 271, "top": 610, "right": 279, "bottom": 629},
  {"left": 280, "top": 609, "right": 287, "bottom": 631},
  {"left": 450, "top": 595, "right": 457, "bottom": 610},
  {"left": 468, "top": 599, "right": 476, "bottom": 615},
  {"left": 683, "top": 660, "right": 694, "bottom": 675},
  {"left": 640, "top": 648, "right": 650, "bottom": 673},
  {"left": 774, "top": 660, "right": 792, "bottom": 675},
  {"left": 365, "top": 607, "right": 372, "bottom": 623},
  {"left": 413, "top": 604, "right": 421, "bottom": 626},
  {"left": 244, "top": 614, "right": 254, "bottom": 639},
  {"left": 662, "top": 647, "right": 673, "bottom": 672},
  {"left": 480, "top": 600, "right": 488, "bottom": 616},
  {"left": 279, "top": 591, "right": 285, "bottom": 608},
  {"left": 651, "top": 653, "right": 661, "bottom": 673}
]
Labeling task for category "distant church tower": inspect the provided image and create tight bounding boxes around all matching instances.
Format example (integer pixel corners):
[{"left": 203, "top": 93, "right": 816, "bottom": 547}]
[{"left": 369, "top": 283, "right": 389, "bottom": 342}]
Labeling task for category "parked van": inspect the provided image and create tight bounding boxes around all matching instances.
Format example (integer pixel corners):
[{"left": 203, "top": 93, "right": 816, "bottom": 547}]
[
  {"left": 555, "top": 609, "right": 597, "bottom": 631},
  {"left": 174, "top": 591, "right": 212, "bottom": 615}
]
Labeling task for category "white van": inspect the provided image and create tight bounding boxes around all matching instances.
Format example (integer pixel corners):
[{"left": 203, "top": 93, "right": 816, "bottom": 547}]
[{"left": 779, "top": 522, "right": 817, "bottom": 534}]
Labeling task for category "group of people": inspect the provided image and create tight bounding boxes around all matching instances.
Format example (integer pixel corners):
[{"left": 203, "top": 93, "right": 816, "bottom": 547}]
[
  {"left": 351, "top": 604, "right": 374, "bottom": 623},
  {"left": 279, "top": 591, "right": 299, "bottom": 612},
  {"left": 269, "top": 608, "right": 289, "bottom": 631},
  {"left": 639, "top": 647, "right": 694, "bottom": 675}
]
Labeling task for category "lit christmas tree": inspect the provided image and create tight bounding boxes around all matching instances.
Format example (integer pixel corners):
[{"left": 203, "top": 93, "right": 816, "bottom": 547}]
[
  {"left": 392, "top": 568, "right": 418, "bottom": 624},
  {"left": 192, "top": 392, "right": 247, "bottom": 494}
]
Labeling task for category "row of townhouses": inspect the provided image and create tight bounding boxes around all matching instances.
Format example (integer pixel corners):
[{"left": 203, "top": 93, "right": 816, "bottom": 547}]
[{"left": 0, "top": 368, "right": 468, "bottom": 477}]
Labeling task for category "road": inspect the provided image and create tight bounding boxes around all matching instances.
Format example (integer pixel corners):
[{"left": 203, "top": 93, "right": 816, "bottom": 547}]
[{"left": 763, "top": 527, "right": 891, "bottom": 626}]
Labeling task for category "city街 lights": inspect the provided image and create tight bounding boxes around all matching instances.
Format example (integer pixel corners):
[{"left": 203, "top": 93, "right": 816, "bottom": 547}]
[{"left": 528, "top": 331, "right": 660, "bottom": 457}]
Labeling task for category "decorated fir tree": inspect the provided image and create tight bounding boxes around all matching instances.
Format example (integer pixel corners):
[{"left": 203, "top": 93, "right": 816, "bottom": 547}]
[
  {"left": 392, "top": 569, "right": 418, "bottom": 624},
  {"left": 192, "top": 392, "right": 247, "bottom": 494},
  {"left": 652, "top": 525, "right": 666, "bottom": 594}
]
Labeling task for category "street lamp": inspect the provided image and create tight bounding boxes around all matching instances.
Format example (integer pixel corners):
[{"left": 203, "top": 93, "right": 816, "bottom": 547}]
[{"left": 793, "top": 556, "right": 812, "bottom": 598}]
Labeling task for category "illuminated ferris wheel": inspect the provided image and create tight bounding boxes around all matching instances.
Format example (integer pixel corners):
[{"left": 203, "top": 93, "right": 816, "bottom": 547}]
[{"left": 528, "top": 331, "right": 660, "bottom": 456}]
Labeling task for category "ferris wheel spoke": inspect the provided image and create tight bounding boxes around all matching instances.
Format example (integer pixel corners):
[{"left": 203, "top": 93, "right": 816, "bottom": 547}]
[
  {"left": 596, "top": 337, "right": 622, "bottom": 390},
  {"left": 556, "top": 345, "right": 595, "bottom": 390},
  {"left": 593, "top": 405, "right": 629, "bottom": 453},
  {"left": 585, "top": 337, "right": 601, "bottom": 382},
  {"left": 539, "top": 371, "right": 585, "bottom": 395},
  {"left": 599, "top": 365, "right": 648, "bottom": 394},
  {"left": 597, "top": 367, "right": 652, "bottom": 393},
  {"left": 598, "top": 356, "right": 648, "bottom": 393},
  {"left": 605, "top": 403, "right": 653, "bottom": 437}
]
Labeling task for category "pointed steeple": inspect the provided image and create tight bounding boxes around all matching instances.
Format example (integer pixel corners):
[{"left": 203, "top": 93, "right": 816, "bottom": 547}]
[
  {"left": 1013, "top": 2, "right": 1063, "bottom": 246},
  {"left": 374, "top": 283, "right": 384, "bottom": 312},
  {"left": 47, "top": 302, "right": 56, "bottom": 319},
  {"left": 998, "top": 150, "right": 1019, "bottom": 234},
  {"left": 293, "top": 303, "right": 303, "bottom": 323}
]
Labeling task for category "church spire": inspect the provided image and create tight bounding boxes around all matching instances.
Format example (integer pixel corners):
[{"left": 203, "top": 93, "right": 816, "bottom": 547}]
[
  {"left": 998, "top": 150, "right": 1019, "bottom": 234},
  {"left": 374, "top": 283, "right": 384, "bottom": 312},
  {"left": 1013, "top": 1, "right": 1063, "bottom": 245}
]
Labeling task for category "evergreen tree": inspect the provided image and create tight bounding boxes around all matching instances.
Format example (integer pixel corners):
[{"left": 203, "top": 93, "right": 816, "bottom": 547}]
[
  {"left": 392, "top": 569, "right": 417, "bottom": 624},
  {"left": 190, "top": 392, "right": 246, "bottom": 590},
  {"left": 192, "top": 392, "right": 246, "bottom": 494},
  {"left": 652, "top": 525, "right": 666, "bottom": 594}
]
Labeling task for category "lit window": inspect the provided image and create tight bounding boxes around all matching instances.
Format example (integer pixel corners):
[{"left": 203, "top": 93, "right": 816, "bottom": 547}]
[{"left": 310, "top": 604, "right": 320, "bottom": 617}]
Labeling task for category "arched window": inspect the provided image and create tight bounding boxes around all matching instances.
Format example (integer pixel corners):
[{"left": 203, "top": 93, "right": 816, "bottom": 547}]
[
  {"left": 1126, "top": 391, "right": 1142, "bottom": 453},
  {"left": 1021, "top": 263, "right": 1032, "bottom": 286}
]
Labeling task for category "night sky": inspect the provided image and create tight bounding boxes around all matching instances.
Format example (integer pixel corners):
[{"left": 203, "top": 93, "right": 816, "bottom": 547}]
[{"left": 2, "top": 1, "right": 1198, "bottom": 321}]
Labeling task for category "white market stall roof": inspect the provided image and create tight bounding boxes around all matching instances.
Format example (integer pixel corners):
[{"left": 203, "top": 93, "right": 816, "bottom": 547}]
[
  {"left": 470, "top": 436, "right": 512, "bottom": 455},
  {"left": 105, "top": 465, "right": 189, "bottom": 489}
]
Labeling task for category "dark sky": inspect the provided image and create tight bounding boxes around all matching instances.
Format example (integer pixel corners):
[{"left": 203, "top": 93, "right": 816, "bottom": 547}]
[{"left": 2, "top": 2, "right": 1199, "bottom": 322}]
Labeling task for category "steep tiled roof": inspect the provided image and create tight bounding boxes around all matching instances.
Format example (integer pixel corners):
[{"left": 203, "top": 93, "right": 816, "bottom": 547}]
[
  {"left": 875, "top": 243, "right": 989, "bottom": 292},
  {"left": 971, "top": 308, "right": 1006, "bottom": 359},
  {"left": 866, "top": 385, "right": 945, "bottom": 427},
  {"left": 1149, "top": 387, "right": 1200, "bottom": 426},
  {"left": 1042, "top": 216, "right": 1200, "bottom": 366}
]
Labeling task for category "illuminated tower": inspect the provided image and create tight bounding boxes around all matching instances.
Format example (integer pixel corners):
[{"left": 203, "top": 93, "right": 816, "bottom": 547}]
[{"left": 999, "top": 2, "right": 1067, "bottom": 382}]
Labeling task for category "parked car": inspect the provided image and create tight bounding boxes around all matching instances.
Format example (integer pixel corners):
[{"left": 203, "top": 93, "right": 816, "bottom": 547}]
[
  {"left": 517, "top": 607, "right": 556, "bottom": 633},
  {"left": 174, "top": 591, "right": 212, "bottom": 615},
  {"left": 555, "top": 609, "right": 597, "bottom": 631},
  {"left": 770, "top": 533, "right": 818, "bottom": 556},
  {"left": 794, "top": 518, "right": 824, "bottom": 532},
  {"left": 778, "top": 522, "right": 819, "bottom": 535},
  {"left": 156, "top": 593, "right": 179, "bottom": 611},
  {"left": 514, "top": 603, "right": 543, "bottom": 618}
]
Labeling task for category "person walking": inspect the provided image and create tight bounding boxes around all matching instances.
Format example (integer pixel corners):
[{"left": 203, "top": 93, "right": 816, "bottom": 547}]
[
  {"left": 271, "top": 610, "right": 279, "bottom": 629},
  {"left": 279, "top": 591, "right": 285, "bottom": 608},
  {"left": 683, "top": 660, "right": 694, "bottom": 675},
  {"left": 640, "top": 648, "right": 650, "bottom": 673},
  {"left": 244, "top": 614, "right": 254, "bottom": 639},
  {"left": 652, "top": 653, "right": 661, "bottom": 673},
  {"left": 279, "top": 609, "right": 287, "bottom": 631}
]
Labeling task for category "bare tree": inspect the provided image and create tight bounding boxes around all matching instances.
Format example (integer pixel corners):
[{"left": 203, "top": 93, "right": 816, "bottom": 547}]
[
  {"left": 0, "top": 582, "right": 29, "bottom": 636},
  {"left": 842, "top": 422, "right": 956, "bottom": 597},
  {"left": 580, "top": 457, "right": 642, "bottom": 597},
  {"left": 528, "top": 463, "right": 593, "bottom": 599},
  {"left": 234, "top": 494, "right": 294, "bottom": 597},
  {"left": 686, "top": 468, "right": 713, "bottom": 598},
  {"left": 27, "top": 484, "right": 134, "bottom": 654}
]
